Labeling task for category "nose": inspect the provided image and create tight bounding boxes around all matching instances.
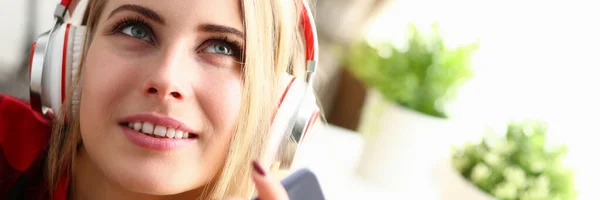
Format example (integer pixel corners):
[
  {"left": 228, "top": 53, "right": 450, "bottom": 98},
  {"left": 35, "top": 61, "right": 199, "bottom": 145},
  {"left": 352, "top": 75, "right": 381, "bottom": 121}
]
[
  {"left": 144, "top": 68, "right": 188, "bottom": 101},
  {"left": 142, "top": 44, "right": 191, "bottom": 101},
  {"left": 145, "top": 86, "right": 182, "bottom": 99}
]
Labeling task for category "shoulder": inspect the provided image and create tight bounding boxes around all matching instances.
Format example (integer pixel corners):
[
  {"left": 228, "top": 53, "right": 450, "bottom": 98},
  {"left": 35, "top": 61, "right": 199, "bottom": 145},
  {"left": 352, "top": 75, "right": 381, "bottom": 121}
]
[{"left": 0, "top": 93, "right": 52, "bottom": 199}]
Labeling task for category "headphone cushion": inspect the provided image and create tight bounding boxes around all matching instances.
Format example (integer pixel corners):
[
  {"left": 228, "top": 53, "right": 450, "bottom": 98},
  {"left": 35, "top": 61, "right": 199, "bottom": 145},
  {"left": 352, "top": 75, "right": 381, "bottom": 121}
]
[{"left": 70, "top": 25, "right": 87, "bottom": 116}]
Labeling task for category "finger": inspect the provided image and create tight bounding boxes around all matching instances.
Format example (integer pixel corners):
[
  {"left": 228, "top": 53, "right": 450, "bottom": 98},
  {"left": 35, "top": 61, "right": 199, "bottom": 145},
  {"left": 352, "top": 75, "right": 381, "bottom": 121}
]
[
  {"left": 43, "top": 108, "right": 56, "bottom": 121},
  {"left": 252, "top": 161, "right": 289, "bottom": 200}
]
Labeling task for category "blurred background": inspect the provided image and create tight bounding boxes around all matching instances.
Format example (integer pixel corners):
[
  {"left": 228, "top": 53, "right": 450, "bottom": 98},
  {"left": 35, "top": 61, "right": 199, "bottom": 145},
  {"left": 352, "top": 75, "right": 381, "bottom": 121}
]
[{"left": 1, "top": 0, "right": 599, "bottom": 199}]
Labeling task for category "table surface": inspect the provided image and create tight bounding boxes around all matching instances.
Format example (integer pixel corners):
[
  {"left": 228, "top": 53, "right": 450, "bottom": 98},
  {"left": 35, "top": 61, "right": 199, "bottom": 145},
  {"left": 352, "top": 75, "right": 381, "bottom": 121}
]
[
  {"left": 291, "top": 122, "right": 404, "bottom": 199},
  {"left": 294, "top": 122, "right": 599, "bottom": 200}
]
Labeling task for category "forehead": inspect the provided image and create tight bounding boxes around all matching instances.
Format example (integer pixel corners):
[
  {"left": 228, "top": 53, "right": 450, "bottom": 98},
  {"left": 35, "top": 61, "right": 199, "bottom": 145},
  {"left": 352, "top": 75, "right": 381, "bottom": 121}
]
[{"left": 101, "top": 0, "right": 243, "bottom": 30}]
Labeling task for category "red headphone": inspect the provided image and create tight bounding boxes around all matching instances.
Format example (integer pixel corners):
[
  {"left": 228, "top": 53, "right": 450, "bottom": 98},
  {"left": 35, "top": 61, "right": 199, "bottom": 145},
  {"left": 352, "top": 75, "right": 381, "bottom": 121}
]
[{"left": 29, "top": 0, "right": 320, "bottom": 168}]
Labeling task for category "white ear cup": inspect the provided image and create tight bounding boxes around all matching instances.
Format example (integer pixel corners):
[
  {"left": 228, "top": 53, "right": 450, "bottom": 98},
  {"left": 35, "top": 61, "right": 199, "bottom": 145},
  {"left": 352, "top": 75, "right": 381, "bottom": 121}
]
[
  {"left": 291, "top": 85, "right": 319, "bottom": 143},
  {"left": 267, "top": 74, "right": 304, "bottom": 164},
  {"left": 266, "top": 73, "right": 320, "bottom": 169},
  {"left": 37, "top": 23, "right": 86, "bottom": 118},
  {"left": 41, "top": 23, "right": 72, "bottom": 115}
]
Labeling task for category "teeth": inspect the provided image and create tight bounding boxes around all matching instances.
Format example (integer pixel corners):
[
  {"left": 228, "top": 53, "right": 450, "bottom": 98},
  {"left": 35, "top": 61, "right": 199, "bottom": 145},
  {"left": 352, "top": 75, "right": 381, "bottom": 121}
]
[
  {"left": 166, "top": 128, "right": 176, "bottom": 138},
  {"left": 141, "top": 122, "right": 154, "bottom": 134},
  {"left": 154, "top": 125, "right": 167, "bottom": 137},
  {"left": 133, "top": 122, "right": 142, "bottom": 131},
  {"left": 175, "top": 130, "right": 183, "bottom": 139},
  {"left": 126, "top": 121, "right": 193, "bottom": 139}
]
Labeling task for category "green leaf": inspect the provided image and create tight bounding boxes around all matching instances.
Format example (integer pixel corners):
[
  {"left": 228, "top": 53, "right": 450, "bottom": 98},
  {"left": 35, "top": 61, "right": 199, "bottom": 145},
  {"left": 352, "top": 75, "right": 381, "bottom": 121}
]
[{"left": 343, "top": 23, "right": 478, "bottom": 118}]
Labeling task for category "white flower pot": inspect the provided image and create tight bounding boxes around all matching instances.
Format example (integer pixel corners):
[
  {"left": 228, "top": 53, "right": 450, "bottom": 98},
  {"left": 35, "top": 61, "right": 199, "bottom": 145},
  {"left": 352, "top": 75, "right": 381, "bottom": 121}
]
[
  {"left": 355, "top": 90, "right": 454, "bottom": 198},
  {"left": 436, "top": 158, "right": 495, "bottom": 200}
]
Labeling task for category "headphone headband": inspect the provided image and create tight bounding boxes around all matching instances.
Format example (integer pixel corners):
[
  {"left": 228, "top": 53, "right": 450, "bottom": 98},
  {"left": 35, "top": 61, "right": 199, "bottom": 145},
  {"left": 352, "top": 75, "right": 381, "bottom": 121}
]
[
  {"left": 301, "top": 0, "right": 318, "bottom": 62},
  {"left": 55, "top": 0, "right": 73, "bottom": 20},
  {"left": 300, "top": 0, "right": 318, "bottom": 84}
]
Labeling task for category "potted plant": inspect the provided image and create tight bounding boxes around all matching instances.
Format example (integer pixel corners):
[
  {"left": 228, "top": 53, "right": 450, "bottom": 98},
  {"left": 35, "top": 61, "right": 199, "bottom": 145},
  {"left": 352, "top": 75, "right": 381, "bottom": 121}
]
[
  {"left": 345, "top": 23, "right": 478, "bottom": 194},
  {"left": 445, "top": 120, "right": 577, "bottom": 200}
]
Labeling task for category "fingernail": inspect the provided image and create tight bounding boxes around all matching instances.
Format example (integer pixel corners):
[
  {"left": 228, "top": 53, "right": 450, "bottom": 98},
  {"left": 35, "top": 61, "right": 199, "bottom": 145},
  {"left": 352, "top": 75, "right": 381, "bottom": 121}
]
[{"left": 252, "top": 160, "right": 266, "bottom": 176}]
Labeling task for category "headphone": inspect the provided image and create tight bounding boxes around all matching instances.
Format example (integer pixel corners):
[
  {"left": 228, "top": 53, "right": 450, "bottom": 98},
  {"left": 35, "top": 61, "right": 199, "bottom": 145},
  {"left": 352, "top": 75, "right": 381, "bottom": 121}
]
[{"left": 29, "top": 0, "right": 319, "bottom": 169}]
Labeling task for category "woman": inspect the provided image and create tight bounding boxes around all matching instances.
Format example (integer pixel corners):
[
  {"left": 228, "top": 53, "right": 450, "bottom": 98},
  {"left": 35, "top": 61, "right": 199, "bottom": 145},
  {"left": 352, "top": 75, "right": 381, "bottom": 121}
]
[{"left": 0, "top": 0, "right": 315, "bottom": 199}]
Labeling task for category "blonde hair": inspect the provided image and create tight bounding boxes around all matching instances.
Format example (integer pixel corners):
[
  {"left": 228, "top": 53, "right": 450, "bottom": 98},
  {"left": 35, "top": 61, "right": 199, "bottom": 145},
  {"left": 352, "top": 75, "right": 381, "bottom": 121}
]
[{"left": 46, "top": 0, "right": 310, "bottom": 199}]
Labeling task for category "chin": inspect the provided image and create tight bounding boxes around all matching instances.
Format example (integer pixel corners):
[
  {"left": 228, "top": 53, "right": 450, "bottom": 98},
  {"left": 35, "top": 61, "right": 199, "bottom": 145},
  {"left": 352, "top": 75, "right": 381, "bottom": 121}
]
[
  {"left": 108, "top": 164, "right": 205, "bottom": 195},
  {"left": 88, "top": 145, "right": 208, "bottom": 196}
]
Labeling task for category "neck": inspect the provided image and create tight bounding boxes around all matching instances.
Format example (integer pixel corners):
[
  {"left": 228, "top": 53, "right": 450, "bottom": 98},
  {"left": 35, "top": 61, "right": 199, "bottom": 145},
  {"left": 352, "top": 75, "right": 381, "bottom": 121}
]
[{"left": 72, "top": 147, "right": 203, "bottom": 200}]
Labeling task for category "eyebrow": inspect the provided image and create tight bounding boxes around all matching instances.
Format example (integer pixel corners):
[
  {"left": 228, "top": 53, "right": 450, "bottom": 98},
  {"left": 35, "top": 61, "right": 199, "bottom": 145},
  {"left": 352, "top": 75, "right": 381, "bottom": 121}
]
[
  {"left": 108, "top": 4, "right": 165, "bottom": 24},
  {"left": 199, "top": 24, "right": 244, "bottom": 39},
  {"left": 107, "top": 4, "right": 244, "bottom": 40}
]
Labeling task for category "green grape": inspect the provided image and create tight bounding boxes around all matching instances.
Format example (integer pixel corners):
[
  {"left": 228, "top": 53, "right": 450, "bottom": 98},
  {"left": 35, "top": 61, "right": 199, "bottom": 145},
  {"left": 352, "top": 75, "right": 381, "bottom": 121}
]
[
  {"left": 549, "top": 196, "right": 563, "bottom": 200},
  {"left": 529, "top": 158, "right": 546, "bottom": 173},
  {"left": 493, "top": 181, "right": 518, "bottom": 200},
  {"left": 484, "top": 151, "right": 505, "bottom": 169},
  {"left": 535, "top": 175, "right": 550, "bottom": 189},
  {"left": 492, "top": 140, "right": 517, "bottom": 156},
  {"left": 452, "top": 120, "right": 576, "bottom": 200},
  {"left": 470, "top": 163, "right": 491, "bottom": 185},
  {"left": 521, "top": 184, "right": 550, "bottom": 200},
  {"left": 504, "top": 166, "right": 527, "bottom": 189},
  {"left": 452, "top": 155, "right": 471, "bottom": 173}
]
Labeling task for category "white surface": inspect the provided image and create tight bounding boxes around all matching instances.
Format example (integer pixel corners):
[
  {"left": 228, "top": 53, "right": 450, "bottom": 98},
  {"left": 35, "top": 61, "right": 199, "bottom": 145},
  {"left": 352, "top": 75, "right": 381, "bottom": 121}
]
[
  {"left": 292, "top": 123, "right": 499, "bottom": 200},
  {"left": 293, "top": 123, "right": 407, "bottom": 199}
]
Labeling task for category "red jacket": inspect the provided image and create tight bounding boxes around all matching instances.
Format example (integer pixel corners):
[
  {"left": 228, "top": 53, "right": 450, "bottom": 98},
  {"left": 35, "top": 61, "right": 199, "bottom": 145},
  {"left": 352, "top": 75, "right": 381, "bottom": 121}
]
[{"left": 0, "top": 94, "right": 68, "bottom": 200}]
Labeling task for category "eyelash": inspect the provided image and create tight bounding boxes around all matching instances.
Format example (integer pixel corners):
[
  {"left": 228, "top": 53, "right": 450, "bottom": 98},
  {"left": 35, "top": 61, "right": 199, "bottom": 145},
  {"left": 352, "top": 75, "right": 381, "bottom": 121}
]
[
  {"left": 110, "top": 16, "right": 244, "bottom": 60},
  {"left": 201, "top": 35, "right": 244, "bottom": 59},
  {"left": 110, "top": 16, "right": 151, "bottom": 39}
]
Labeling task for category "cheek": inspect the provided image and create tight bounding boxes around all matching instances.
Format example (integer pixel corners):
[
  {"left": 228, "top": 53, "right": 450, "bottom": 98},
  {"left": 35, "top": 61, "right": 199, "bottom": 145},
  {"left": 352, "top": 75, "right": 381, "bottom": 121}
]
[
  {"left": 197, "top": 73, "right": 243, "bottom": 134},
  {"left": 196, "top": 75, "right": 242, "bottom": 173},
  {"left": 79, "top": 40, "right": 139, "bottom": 127}
]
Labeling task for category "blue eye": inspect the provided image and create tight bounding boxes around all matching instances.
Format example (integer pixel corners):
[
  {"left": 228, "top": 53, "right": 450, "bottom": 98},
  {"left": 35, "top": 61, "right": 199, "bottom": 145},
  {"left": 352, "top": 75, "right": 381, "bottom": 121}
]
[
  {"left": 204, "top": 43, "right": 233, "bottom": 55},
  {"left": 121, "top": 24, "right": 152, "bottom": 42}
]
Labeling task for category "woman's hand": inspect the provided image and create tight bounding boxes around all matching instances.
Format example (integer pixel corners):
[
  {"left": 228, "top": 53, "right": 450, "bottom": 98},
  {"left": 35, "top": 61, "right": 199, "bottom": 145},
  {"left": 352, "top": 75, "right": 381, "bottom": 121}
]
[
  {"left": 43, "top": 108, "right": 56, "bottom": 121},
  {"left": 226, "top": 161, "right": 289, "bottom": 200},
  {"left": 251, "top": 161, "right": 289, "bottom": 200}
]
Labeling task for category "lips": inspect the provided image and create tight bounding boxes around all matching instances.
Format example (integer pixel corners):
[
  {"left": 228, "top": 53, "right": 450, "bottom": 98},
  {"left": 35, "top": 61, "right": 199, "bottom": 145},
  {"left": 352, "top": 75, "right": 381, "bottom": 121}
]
[{"left": 118, "top": 114, "right": 198, "bottom": 150}]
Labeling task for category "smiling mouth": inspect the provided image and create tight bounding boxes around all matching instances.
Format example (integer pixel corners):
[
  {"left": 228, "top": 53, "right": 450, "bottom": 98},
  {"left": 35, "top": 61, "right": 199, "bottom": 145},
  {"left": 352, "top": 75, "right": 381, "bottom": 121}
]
[{"left": 119, "top": 122, "right": 198, "bottom": 139}]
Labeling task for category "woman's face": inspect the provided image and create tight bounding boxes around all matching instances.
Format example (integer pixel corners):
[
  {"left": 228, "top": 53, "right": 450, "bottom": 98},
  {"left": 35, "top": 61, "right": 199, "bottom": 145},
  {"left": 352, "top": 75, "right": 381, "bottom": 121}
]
[{"left": 79, "top": 0, "right": 243, "bottom": 195}]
